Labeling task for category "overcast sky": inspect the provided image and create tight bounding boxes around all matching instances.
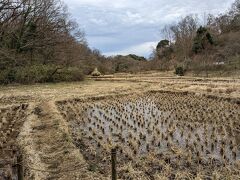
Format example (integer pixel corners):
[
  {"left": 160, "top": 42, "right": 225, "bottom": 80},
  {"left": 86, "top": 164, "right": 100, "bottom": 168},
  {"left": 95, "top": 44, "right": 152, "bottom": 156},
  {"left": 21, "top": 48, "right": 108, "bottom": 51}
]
[{"left": 63, "top": 0, "right": 235, "bottom": 57}]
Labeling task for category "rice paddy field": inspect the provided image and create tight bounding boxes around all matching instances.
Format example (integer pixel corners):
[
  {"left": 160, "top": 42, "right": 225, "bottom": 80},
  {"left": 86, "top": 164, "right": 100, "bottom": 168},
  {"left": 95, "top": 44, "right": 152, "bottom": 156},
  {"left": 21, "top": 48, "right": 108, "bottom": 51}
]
[{"left": 0, "top": 72, "right": 240, "bottom": 179}]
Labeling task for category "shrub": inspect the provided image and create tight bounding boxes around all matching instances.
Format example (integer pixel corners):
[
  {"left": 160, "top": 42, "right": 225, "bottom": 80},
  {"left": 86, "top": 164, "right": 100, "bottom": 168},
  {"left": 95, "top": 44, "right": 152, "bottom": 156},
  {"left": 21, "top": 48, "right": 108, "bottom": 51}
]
[
  {"left": 15, "top": 64, "right": 54, "bottom": 83},
  {"left": 175, "top": 66, "right": 185, "bottom": 76},
  {"left": 53, "top": 67, "right": 84, "bottom": 82},
  {"left": 0, "top": 69, "right": 15, "bottom": 84},
  {"left": 0, "top": 65, "right": 84, "bottom": 84}
]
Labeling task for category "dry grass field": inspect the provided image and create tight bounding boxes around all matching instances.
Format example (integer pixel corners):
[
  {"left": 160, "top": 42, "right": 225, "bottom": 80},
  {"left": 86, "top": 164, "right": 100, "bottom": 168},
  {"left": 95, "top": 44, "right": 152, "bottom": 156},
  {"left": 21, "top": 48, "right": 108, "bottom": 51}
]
[{"left": 0, "top": 72, "right": 240, "bottom": 179}]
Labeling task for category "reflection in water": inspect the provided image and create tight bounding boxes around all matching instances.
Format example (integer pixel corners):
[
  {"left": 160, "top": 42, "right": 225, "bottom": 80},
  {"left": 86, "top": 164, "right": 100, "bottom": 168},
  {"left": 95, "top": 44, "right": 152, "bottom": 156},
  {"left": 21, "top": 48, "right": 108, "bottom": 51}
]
[{"left": 79, "top": 98, "right": 239, "bottom": 163}]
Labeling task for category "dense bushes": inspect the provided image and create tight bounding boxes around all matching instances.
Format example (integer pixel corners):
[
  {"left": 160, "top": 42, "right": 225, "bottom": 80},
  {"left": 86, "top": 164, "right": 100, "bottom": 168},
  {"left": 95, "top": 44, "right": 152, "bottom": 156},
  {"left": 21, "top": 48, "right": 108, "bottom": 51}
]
[
  {"left": 48, "top": 67, "right": 84, "bottom": 82},
  {"left": 0, "top": 65, "right": 84, "bottom": 84},
  {"left": 175, "top": 66, "right": 185, "bottom": 76},
  {"left": 192, "top": 26, "right": 214, "bottom": 54},
  {"left": 0, "top": 0, "right": 91, "bottom": 85}
]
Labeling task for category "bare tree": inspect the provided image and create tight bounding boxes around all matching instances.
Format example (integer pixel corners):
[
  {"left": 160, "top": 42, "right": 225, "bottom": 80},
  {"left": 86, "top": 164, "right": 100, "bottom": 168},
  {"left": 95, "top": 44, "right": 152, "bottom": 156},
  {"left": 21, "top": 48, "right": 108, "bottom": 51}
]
[
  {"left": 170, "top": 15, "right": 199, "bottom": 61},
  {"left": 161, "top": 25, "right": 174, "bottom": 43}
]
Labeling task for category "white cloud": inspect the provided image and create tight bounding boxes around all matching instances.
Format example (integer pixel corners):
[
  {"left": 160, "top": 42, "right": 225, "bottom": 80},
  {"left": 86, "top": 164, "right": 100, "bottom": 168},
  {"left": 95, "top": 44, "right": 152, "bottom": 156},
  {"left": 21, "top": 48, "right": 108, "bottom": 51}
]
[
  {"left": 63, "top": 0, "right": 236, "bottom": 56},
  {"left": 65, "top": 0, "right": 132, "bottom": 9},
  {"left": 103, "top": 41, "right": 158, "bottom": 57},
  {"left": 89, "top": 18, "right": 108, "bottom": 26}
]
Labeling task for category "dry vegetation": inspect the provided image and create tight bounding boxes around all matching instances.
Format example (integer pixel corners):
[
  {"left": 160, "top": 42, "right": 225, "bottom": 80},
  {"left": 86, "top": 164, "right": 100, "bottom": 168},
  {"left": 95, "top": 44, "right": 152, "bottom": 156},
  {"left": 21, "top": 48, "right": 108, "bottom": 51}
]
[
  {"left": 57, "top": 92, "right": 240, "bottom": 179},
  {"left": 0, "top": 73, "right": 240, "bottom": 179},
  {"left": 0, "top": 104, "right": 28, "bottom": 178},
  {"left": 1, "top": 0, "right": 239, "bottom": 179}
]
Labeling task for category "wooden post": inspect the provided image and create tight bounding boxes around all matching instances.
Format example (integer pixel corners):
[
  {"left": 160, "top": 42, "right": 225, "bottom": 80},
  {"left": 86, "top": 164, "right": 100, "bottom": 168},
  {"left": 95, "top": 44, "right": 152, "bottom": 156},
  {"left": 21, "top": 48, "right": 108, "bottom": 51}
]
[
  {"left": 17, "top": 154, "right": 23, "bottom": 180},
  {"left": 111, "top": 148, "right": 117, "bottom": 180}
]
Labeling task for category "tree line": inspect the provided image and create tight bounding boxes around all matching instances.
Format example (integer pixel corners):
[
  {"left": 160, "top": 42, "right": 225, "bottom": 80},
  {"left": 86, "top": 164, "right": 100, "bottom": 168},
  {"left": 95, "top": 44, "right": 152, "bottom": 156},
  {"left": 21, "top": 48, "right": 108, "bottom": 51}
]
[
  {"left": 102, "top": 0, "right": 240, "bottom": 76},
  {"left": 0, "top": 0, "right": 239, "bottom": 84},
  {"left": 150, "top": 0, "right": 240, "bottom": 76}
]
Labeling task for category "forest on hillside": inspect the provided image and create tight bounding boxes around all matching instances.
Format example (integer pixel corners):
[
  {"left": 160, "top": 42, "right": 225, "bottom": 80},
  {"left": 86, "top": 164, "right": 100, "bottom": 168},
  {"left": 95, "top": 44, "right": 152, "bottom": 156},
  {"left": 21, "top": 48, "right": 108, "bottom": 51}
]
[
  {"left": 110, "top": 0, "right": 240, "bottom": 76},
  {"left": 0, "top": 0, "right": 239, "bottom": 84},
  {"left": 150, "top": 0, "right": 240, "bottom": 76},
  {"left": 0, "top": 0, "right": 108, "bottom": 84}
]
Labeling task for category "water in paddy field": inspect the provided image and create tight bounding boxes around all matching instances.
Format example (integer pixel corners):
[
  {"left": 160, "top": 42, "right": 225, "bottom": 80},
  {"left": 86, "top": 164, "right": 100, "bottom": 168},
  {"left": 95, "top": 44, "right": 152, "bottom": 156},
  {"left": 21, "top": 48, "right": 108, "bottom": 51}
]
[{"left": 78, "top": 97, "right": 240, "bottom": 163}]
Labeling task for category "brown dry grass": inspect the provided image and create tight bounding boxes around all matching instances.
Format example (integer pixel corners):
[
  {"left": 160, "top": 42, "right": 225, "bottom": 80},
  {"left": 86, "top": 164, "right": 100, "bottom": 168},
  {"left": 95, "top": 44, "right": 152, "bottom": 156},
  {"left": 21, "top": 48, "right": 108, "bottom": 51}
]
[
  {"left": 0, "top": 72, "right": 239, "bottom": 179},
  {"left": 56, "top": 91, "right": 240, "bottom": 179}
]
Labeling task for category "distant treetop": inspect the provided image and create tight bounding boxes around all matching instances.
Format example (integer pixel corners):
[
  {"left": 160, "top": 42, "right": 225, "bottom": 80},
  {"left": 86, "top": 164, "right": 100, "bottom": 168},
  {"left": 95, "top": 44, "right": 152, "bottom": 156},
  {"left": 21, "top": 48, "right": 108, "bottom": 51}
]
[
  {"left": 127, "top": 54, "right": 147, "bottom": 61},
  {"left": 156, "top": 40, "right": 170, "bottom": 49}
]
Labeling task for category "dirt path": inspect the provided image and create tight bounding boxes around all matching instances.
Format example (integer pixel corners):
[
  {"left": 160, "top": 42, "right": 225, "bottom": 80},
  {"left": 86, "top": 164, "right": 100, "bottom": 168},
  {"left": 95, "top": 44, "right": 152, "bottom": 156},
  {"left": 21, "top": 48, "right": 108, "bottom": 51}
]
[
  {"left": 0, "top": 80, "right": 147, "bottom": 179},
  {"left": 18, "top": 101, "right": 104, "bottom": 179}
]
